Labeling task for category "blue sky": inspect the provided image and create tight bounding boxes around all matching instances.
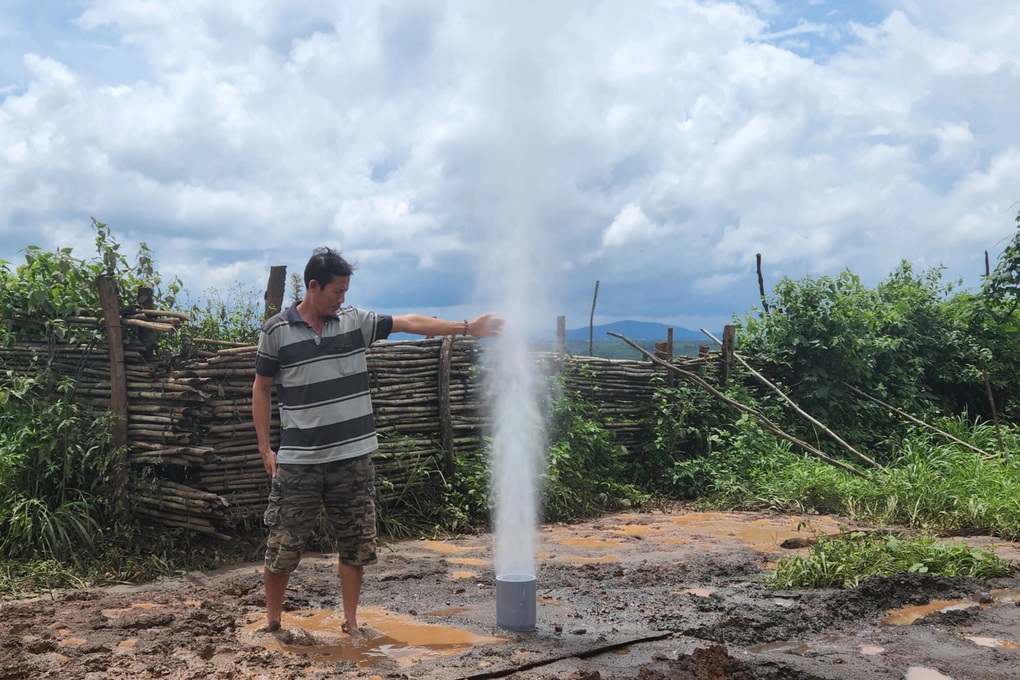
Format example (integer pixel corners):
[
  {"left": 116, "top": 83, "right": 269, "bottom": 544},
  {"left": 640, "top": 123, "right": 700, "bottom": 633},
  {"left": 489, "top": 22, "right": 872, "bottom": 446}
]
[{"left": 2, "top": 1, "right": 1019, "bottom": 335}]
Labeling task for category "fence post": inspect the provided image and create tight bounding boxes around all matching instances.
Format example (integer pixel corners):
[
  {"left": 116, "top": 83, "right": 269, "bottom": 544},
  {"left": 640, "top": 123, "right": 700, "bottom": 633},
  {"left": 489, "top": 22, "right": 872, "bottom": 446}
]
[
  {"left": 666, "top": 327, "right": 674, "bottom": 387},
  {"left": 96, "top": 275, "right": 129, "bottom": 513},
  {"left": 557, "top": 316, "right": 566, "bottom": 356},
  {"left": 136, "top": 285, "right": 157, "bottom": 349},
  {"left": 654, "top": 330, "right": 675, "bottom": 386},
  {"left": 264, "top": 265, "right": 287, "bottom": 320},
  {"left": 438, "top": 335, "right": 455, "bottom": 477},
  {"left": 721, "top": 324, "right": 736, "bottom": 386}
]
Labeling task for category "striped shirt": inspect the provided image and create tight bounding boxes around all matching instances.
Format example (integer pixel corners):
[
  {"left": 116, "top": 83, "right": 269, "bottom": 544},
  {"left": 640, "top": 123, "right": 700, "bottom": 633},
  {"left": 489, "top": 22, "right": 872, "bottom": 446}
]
[{"left": 255, "top": 304, "right": 393, "bottom": 465}]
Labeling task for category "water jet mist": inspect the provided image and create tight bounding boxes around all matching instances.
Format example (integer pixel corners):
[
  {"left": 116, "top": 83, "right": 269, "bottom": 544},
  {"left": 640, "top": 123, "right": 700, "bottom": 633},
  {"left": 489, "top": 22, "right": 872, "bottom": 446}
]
[{"left": 471, "top": 3, "right": 571, "bottom": 632}]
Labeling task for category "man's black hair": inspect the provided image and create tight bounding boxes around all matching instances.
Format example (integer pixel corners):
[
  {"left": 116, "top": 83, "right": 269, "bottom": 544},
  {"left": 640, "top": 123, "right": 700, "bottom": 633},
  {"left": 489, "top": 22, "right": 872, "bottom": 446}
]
[{"left": 304, "top": 247, "right": 355, "bottom": 290}]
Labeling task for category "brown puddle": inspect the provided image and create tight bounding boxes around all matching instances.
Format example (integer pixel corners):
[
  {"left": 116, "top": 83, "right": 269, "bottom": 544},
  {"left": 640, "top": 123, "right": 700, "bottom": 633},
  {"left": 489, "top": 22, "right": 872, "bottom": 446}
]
[
  {"left": 242, "top": 606, "right": 505, "bottom": 668},
  {"left": 859, "top": 644, "right": 885, "bottom": 655},
  {"left": 609, "top": 523, "right": 663, "bottom": 538},
  {"left": 682, "top": 587, "right": 716, "bottom": 597},
  {"left": 905, "top": 668, "right": 954, "bottom": 680},
  {"left": 881, "top": 599, "right": 980, "bottom": 626},
  {"left": 449, "top": 571, "right": 478, "bottom": 580},
  {"left": 966, "top": 636, "right": 1020, "bottom": 650},
  {"left": 882, "top": 589, "right": 1020, "bottom": 625},
  {"left": 420, "top": 540, "right": 472, "bottom": 554},
  {"left": 556, "top": 537, "right": 626, "bottom": 549},
  {"left": 646, "top": 513, "right": 841, "bottom": 553},
  {"left": 420, "top": 607, "right": 470, "bottom": 617}
]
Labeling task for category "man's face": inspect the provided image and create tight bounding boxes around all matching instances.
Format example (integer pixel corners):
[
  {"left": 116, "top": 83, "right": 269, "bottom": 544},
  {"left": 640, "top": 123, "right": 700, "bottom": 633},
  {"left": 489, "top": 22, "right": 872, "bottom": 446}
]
[{"left": 310, "top": 275, "right": 349, "bottom": 315}]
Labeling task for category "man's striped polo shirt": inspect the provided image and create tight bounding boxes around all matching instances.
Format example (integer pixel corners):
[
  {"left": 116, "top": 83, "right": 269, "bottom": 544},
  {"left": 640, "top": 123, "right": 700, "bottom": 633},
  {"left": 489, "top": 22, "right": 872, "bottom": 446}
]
[{"left": 255, "top": 303, "right": 393, "bottom": 465}]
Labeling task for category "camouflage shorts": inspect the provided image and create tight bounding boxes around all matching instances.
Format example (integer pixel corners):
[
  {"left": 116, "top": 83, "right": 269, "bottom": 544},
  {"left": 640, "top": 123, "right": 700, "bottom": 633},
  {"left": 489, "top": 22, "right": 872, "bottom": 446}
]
[{"left": 263, "top": 455, "right": 377, "bottom": 574}]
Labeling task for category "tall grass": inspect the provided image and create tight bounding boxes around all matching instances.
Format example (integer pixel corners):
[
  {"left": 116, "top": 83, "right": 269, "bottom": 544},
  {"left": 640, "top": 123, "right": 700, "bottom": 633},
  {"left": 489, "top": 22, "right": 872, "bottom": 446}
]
[{"left": 673, "top": 416, "right": 1020, "bottom": 540}]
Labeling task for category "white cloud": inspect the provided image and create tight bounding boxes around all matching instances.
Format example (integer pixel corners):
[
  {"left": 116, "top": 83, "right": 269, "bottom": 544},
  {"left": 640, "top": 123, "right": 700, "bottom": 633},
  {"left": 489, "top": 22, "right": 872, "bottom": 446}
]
[
  {"left": 602, "top": 203, "right": 662, "bottom": 247},
  {"left": 1, "top": 0, "right": 1019, "bottom": 332}
]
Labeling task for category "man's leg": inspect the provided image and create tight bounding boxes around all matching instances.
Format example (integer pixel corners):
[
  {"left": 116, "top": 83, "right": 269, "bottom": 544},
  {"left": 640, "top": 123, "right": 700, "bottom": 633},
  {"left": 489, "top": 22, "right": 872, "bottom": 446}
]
[
  {"left": 262, "top": 465, "right": 319, "bottom": 630},
  {"left": 339, "top": 562, "right": 364, "bottom": 631},
  {"left": 264, "top": 569, "right": 290, "bottom": 629},
  {"left": 324, "top": 456, "right": 378, "bottom": 634}
]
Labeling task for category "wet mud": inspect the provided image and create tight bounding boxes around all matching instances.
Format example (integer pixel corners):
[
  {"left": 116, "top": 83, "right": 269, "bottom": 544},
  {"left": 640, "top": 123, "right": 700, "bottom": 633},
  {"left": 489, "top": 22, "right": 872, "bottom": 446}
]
[{"left": 3, "top": 509, "right": 1020, "bottom": 679}]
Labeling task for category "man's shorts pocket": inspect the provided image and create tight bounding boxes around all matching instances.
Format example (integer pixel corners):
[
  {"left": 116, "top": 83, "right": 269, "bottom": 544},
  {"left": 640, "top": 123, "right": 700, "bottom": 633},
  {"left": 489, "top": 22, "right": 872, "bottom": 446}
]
[{"left": 263, "top": 477, "right": 284, "bottom": 527}]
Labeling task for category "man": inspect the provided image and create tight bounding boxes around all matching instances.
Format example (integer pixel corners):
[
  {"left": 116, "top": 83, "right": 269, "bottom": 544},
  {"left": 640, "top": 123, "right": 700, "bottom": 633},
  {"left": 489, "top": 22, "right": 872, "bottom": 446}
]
[{"left": 252, "top": 246, "right": 503, "bottom": 634}]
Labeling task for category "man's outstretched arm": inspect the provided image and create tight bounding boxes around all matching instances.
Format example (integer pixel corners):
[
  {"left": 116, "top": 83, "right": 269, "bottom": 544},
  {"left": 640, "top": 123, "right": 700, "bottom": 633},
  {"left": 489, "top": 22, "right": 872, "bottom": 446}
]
[{"left": 391, "top": 312, "right": 504, "bottom": 338}]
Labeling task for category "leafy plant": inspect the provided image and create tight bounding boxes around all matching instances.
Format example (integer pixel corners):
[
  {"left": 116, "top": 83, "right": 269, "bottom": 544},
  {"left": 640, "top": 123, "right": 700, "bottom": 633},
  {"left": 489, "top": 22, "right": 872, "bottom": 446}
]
[
  {"left": 373, "top": 448, "right": 451, "bottom": 539},
  {"left": 541, "top": 386, "right": 646, "bottom": 521},
  {"left": 0, "top": 369, "right": 114, "bottom": 563},
  {"left": 738, "top": 264, "right": 985, "bottom": 459},
  {"left": 179, "top": 282, "right": 262, "bottom": 345},
  {"left": 770, "top": 531, "right": 1014, "bottom": 589}
]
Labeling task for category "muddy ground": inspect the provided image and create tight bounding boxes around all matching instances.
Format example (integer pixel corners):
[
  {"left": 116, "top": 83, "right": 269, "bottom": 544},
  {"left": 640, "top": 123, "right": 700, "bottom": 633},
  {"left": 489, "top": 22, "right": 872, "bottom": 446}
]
[{"left": 3, "top": 509, "right": 1020, "bottom": 679}]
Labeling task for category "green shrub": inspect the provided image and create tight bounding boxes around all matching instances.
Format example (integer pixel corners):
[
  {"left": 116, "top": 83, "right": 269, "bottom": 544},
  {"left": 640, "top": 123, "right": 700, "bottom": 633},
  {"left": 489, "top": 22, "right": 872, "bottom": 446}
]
[
  {"left": 771, "top": 531, "right": 1014, "bottom": 589},
  {"left": 0, "top": 369, "right": 114, "bottom": 564}
]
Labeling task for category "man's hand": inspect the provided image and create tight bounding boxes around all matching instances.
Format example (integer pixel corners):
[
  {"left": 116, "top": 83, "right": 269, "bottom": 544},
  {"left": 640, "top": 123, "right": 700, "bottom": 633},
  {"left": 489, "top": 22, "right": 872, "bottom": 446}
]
[
  {"left": 260, "top": 448, "right": 278, "bottom": 477},
  {"left": 467, "top": 313, "right": 505, "bottom": 338}
]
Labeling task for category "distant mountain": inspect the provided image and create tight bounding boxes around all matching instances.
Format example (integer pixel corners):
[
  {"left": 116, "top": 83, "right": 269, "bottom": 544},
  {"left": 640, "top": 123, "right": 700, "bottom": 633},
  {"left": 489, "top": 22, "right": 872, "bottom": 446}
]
[{"left": 565, "top": 320, "right": 705, "bottom": 342}]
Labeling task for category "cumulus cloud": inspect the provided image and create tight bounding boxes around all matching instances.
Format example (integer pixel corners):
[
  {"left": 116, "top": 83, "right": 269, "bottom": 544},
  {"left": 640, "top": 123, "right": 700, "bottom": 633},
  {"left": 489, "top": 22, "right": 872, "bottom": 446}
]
[{"left": 1, "top": 1, "right": 1019, "bottom": 331}]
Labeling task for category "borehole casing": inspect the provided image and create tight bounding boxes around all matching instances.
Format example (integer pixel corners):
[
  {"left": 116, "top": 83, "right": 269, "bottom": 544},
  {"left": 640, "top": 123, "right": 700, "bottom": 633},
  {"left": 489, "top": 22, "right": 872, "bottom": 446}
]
[{"left": 495, "top": 573, "right": 536, "bottom": 631}]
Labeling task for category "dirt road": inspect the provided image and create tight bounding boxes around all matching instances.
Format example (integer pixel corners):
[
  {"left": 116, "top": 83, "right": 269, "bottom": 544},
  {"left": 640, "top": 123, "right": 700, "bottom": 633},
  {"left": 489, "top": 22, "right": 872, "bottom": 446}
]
[{"left": 3, "top": 509, "right": 1020, "bottom": 679}]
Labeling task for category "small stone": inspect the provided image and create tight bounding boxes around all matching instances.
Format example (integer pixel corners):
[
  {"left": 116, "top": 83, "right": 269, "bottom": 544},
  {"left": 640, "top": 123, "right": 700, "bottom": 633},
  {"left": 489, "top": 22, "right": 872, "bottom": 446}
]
[{"left": 570, "top": 628, "right": 587, "bottom": 635}]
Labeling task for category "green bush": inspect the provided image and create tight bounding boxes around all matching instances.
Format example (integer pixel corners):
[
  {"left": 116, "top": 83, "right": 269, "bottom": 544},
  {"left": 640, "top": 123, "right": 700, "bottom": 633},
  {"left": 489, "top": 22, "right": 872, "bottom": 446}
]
[
  {"left": 541, "top": 387, "right": 646, "bottom": 521},
  {"left": 0, "top": 370, "right": 113, "bottom": 564},
  {"left": 738, "top": 264, "right": 986, "bottom": 459}
]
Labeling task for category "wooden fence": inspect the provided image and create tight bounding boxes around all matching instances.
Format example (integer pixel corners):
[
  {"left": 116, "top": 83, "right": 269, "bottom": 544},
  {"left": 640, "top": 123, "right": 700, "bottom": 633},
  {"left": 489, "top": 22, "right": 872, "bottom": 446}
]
[{"left": 1, "top": 314, "right": 692, "bottom": 539}]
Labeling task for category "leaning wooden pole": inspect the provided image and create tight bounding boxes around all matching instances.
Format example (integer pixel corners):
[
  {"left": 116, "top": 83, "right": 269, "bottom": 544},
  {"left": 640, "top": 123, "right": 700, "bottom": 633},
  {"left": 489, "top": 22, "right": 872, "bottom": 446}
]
[
  {"left": 607, "top": 332, "right": 870, "bottom": 479},
  {"left": 588, "top": 280, "right": 600, "bottom": 357},
  {"left": 756, "top": 253, "right": 770, "bottom": 314},
  {"left": 983, "top": 372, "right": 1005, "bottom": 453},
  {"left": 842, "top": 382, "right": 997, "bottom": 459},
  {"left": 701, "top": 329, "right": 886, "bottom": 473}
]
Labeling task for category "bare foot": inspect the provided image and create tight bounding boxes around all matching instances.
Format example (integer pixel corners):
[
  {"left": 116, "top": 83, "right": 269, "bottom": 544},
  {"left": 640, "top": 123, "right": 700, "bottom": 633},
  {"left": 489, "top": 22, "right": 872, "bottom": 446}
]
[
  {"left": 258, "top": 620, "right": 282, "bottom": 633},
  {"left": 343, "top": 622, "right": 380, "bottom": 640}
]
